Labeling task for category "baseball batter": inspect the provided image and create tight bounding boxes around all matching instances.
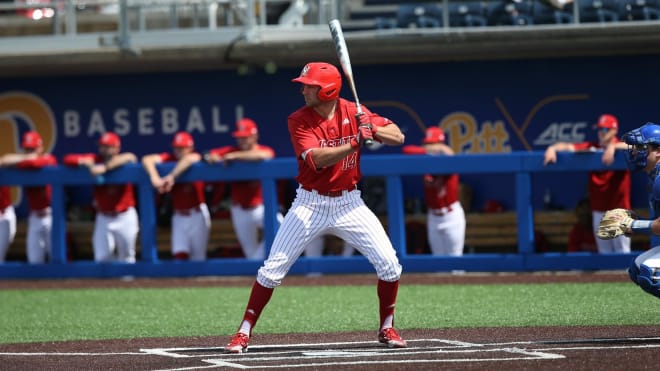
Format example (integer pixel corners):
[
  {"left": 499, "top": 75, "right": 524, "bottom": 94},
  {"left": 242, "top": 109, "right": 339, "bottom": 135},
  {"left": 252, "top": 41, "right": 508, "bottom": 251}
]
[
  {"left": 224, "top": 62, "right": 407, "bottom": 353},
  {"left": 142, "top": 131, "right": 210, "bottom": 261},
  {"left": 0, "top": 131, "right": 57, "bottom": 263},
  {"left": 402, "top": 127, "right": 466, "bottom": 256},
  {"left": 597, "top": 122, "right": 660, "bottom": 299},
  {"left": 206, "top": 118, "right": 324, "bottom": 260},
  {"left": 544, "top": 114, "right": 631, "bottom": 253},
  {"left": 63, "top": 132, "right": 139, "bottom": 263}
]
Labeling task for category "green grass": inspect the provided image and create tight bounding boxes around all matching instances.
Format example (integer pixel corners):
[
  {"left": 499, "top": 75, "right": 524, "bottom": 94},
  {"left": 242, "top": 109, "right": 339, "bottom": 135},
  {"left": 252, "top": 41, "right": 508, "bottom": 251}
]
[{"left": 0, "top": 282, "right": 657, "bottom": 344}]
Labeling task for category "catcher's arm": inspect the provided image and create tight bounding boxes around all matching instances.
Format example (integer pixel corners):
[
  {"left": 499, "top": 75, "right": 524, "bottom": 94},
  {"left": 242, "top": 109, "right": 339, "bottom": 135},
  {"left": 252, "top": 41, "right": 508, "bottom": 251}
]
[{"left": 597, "top": 208, "right": 660, "bottom": 239}]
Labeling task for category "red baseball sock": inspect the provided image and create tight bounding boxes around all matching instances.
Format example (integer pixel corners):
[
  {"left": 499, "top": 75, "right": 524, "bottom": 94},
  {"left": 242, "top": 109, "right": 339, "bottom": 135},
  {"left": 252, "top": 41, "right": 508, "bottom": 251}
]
[
  {"left": 377, "top": 279, "right": 399, "bottom": 330},
  {"left": 239, "top": 281, "right": 274, "bottom": 335}
]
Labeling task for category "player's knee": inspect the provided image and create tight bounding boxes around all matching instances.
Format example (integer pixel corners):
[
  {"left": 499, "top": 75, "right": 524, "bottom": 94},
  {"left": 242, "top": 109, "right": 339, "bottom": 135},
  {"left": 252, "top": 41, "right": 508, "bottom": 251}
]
[
  {"left": 634, "top": 264, "right": 660, "bottom": 299},
  {"left": 376, "top": 262, "right": 402, "bottom": 282}
]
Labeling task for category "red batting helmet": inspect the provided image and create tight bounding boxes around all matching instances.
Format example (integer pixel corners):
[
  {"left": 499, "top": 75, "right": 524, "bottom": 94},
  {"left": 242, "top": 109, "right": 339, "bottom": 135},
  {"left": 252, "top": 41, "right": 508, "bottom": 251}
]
[
  {"left": 172, "top": 132, "right": 194, "bottom": 148},
  {"left": 291, "top": 62, "right": 342, "bottom": 101},
  {"left": 21, "top": 131, "right": 43, "bottom": 149}
]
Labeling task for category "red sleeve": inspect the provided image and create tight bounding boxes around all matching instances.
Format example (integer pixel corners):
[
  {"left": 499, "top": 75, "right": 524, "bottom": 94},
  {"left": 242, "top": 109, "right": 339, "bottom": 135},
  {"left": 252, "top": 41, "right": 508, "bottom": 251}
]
[
  {"left": 402, "top": 145, "right": 426, "bottom": 155},
  {"left": 572, "top": 142, "right": 598, "bottom": 151},
  {"left": 16, "top": 154, "right": 57, "bottom": 169},
  {"left": 288, "top": 114, "right": 319, "bottom": 160},
  {"left": 62, "top": 153, "right": 96, "bottom": 166},
  {"left": 256, "top": 144, "right": 275, "bottom": 158},
  {"left": 208, "top": 146, "right": 235, "bottom": 157}
]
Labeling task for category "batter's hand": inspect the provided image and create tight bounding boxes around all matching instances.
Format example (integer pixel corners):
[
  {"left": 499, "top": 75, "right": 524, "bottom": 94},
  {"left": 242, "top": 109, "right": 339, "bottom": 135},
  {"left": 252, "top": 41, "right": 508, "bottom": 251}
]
[
  {"left": 597, "top": 208, "right": 634, "bottom": 239},
  {"left": 356, "top": 114, "right": 374, "bottom": 147}
]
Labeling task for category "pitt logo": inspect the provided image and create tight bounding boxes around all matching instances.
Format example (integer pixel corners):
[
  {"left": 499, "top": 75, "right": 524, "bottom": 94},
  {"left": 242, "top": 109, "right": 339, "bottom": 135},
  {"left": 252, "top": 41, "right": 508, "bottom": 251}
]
[{"left": 0, "top": 91, "right": 57, "bottom": 203}]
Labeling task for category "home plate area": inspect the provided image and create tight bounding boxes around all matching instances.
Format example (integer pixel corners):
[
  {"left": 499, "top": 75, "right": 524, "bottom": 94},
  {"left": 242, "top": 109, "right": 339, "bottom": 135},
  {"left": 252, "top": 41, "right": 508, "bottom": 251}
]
[
  {"left": 142, "top": 338, "right": 565, "bottom": 370},
  {"left": 141, "top": 336, "right": 660, "bottom": 370}
]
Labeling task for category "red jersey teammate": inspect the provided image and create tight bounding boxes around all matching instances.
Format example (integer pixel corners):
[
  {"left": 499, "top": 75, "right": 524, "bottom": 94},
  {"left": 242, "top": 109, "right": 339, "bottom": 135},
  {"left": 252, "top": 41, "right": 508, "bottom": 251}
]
[
  {"left": 0, "top": 131, "right": 57, "bottom": 263},
  {"left": 0, "top": 184, "right": 14, "bottom": 263},
  {"left": 544, "top": 114, "right": 631, "bottom": 253},
  {"left": 142, "top": 132, "right": 211, "bottom": 261},
  {"left": 63, "top": 132, "right": 139, "bottom": 263},
  {"left": 402, "top": 127, "right": 466, "bottom": 256},
  {"left": 224, "top": 62, "right": 407, "bottom": 353}
]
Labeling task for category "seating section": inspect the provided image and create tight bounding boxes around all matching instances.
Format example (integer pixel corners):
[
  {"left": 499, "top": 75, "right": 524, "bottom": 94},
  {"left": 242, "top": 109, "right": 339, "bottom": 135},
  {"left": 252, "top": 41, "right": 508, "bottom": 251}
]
[{"left": 347, "top": 0, "right": 660, "bottom": 29}]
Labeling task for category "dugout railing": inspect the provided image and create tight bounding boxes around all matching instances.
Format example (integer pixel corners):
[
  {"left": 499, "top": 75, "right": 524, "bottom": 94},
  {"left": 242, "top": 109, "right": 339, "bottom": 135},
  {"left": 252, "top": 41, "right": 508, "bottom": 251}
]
[{"left": 0, "top": 151, "right": 642, "bottom": 278}]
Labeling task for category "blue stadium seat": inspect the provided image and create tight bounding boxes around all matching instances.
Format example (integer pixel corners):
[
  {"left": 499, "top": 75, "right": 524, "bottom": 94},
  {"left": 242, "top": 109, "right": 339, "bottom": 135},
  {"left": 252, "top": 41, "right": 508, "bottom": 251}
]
[
  {"left": 487, "top": 0, "right": 535, "bottom": 26},
  {"left": 396, "top": 3, "right": 444, "bottom": 28},
  {"left": 532, "top": 0, "right": 574, "bottom": 24},
  {"left": 578, "top": 0, "right": 620, "bottom": 23},
  {"left": 449, "top": 1, "right": 488, "bottom": 27},
  {"left": 618, "top": 0, "right": 660, "bottom": 21}
]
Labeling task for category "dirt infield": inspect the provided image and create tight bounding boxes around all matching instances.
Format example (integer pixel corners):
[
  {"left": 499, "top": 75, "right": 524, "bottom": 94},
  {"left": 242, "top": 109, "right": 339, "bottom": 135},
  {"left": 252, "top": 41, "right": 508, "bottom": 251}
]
[{"left": 1, "top": 271, "right": 658, "bottom": 370}]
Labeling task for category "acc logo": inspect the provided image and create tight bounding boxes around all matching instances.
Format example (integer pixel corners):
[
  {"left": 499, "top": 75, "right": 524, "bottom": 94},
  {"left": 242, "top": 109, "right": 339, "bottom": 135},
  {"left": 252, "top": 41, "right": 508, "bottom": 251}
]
[
  {"left": 0, "top": 91, "right": 57, "bottom": 203},
  {"left": 533, "top": 122, "right": 588, "bottom": 146}
]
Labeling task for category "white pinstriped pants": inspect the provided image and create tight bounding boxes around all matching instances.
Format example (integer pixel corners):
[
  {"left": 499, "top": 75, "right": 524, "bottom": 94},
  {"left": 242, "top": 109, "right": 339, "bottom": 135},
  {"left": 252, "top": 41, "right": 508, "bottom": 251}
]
[{"left": 257, "top": 187, "right": 403, "bottom": 288}]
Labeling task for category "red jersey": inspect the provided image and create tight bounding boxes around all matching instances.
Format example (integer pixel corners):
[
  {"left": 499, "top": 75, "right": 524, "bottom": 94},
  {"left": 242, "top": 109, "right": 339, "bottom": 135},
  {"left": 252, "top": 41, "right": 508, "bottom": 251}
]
[
  {"left": 16, "top": 154, "right": 57, "bottom": 211},
  {"left": 402, "top": 145, "right": 460, "bottom": 209},
  {"left": 288, "top": 98, "right": 391, "bottom": 193},
  {"left": 573, "top": 140, "right": 631, "bottom": 211},
  {"left": 208, "top": 145, "right": 275, "bottom": 208},
  {"left": 0, "top": 186, "right": 10, "bottom": 211},
  {"left": 62, "top": 153, "right": 136, "bottom": 213},
  {"left": 158, "top": 153, "right": 205, "bottom": 210}
]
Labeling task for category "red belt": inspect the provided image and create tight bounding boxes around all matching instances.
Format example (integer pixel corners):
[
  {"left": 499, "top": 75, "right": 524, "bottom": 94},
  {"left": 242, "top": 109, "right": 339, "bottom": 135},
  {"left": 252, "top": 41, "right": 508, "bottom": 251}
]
[
  {"left": 235, "top": 204, "right": 259, "bottom": 210},
  {"left": 175, "top": 205, "right": 201, "bottom": 216},
  {"left": 99, "top": 208, "right": 129, "bottom": 217},
  {"left": 430, "top": 206, "right": 453, "bottom": 216},
  {"left": 32, "top": 208, "right": 51, "bottom": 217},
  {"left": 302, "top": 185, "right": 355, "bottom": 198}
]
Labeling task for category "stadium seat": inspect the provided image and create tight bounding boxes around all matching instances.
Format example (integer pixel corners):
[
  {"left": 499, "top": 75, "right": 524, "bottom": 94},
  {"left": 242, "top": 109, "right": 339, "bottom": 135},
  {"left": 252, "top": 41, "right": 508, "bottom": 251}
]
[
  {"left": 532, "top": 0, "right": 574, "bottom": 24},
  {"left": 396, "top": 3, "right": 444, "bottom": 28},
  {"left": 449, "top": 1, "right": 488, "bottom": 27},
  {"left": 618, "top": 0, "right": 660, "bottom": 21},
  {"left": 578, "top": 0, "right": 620, "bottom": 23},
  {"left": 487, "top": 0, "right": 535, "bottom": 26}
]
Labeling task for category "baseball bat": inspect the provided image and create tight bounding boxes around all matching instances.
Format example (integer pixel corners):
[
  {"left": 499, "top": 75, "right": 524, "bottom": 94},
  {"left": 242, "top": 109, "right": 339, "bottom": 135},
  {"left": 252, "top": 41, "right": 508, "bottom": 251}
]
[{"left": 328, "top": 19, "right": 373, "bottom": 147}]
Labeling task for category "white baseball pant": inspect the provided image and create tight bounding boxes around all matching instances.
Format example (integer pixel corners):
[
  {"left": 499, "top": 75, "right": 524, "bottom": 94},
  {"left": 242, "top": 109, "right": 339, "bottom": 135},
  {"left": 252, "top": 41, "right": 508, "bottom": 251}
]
[
  {"left": 427, "top": 201, "right": 466, "bottom": 256},
  {"left": 0, "top": 206, "right": 16, "bottom": 262},
  {"left": 93, "top": 207, "right": 139, "bottom": 263},
  {"left": 172, "top": 203, "right": 211, "bottom": 261},
  {"left": 26, "top": 208, "right": 52, "bottom": 264},
  {"left": 257, "top": 187, "right": 402, "bottom": 288}
]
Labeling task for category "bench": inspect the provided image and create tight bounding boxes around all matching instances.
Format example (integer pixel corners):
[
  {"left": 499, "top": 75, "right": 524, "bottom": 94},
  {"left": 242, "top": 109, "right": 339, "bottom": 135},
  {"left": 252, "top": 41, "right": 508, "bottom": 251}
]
[
  {"left": 7, "top": 217, "right": 243, "bottom": 261},
  {"left": 6, "top": 209, "right": 652, "bottom": 261}
]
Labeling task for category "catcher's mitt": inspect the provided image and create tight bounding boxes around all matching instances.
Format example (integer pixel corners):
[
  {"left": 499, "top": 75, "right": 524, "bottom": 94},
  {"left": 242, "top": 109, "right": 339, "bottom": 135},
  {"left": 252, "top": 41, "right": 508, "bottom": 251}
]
[{"left": 597, "top": 208, "right": 634, "bottom": 240}]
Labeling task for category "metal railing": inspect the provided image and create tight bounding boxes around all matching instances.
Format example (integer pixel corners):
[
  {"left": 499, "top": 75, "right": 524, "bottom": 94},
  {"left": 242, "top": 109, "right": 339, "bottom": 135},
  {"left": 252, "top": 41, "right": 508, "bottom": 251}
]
[{"left": 0, "top": 151, "right": 639, "bottom": 279}]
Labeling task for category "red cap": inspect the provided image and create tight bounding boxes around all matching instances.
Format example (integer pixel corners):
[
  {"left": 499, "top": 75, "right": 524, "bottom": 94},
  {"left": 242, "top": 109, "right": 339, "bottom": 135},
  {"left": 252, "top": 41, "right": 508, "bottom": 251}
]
[
  {"left": 98, "top": 132, "right": 120, "bottom": 147},
  {"left": 595, "top": 114, "right": 618, "bottom": 130},
  {"left": 232, "top": 118, "right": 258, "bottom": 138},
  {"left": 21, "top": 131, "right": 43, "bottom": 149},
  {"left": 422, "top": 127, "right": 445, "bottom": 144},
  {"left": 172, "top": 132, "right": 194, "bottom": 147}
]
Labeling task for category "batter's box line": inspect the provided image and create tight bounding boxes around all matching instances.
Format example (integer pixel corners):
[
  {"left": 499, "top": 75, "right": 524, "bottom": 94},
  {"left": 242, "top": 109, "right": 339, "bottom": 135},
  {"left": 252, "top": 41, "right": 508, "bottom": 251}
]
[{"left": 140, "top": 338, "right": 481, "bottom": 358}]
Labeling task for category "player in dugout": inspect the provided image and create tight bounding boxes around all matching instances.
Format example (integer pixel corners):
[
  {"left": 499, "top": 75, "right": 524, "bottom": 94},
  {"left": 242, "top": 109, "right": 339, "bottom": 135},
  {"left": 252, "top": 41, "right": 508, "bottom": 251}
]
[
  {"left": 142, "top": 131, "right": 211, "bottom": 261},
  {"left": 0, "top": 131, "right": 57, "bottom": 263},
  {"left": 62, "top": 132, "right": 139, "bottom": 263}
]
